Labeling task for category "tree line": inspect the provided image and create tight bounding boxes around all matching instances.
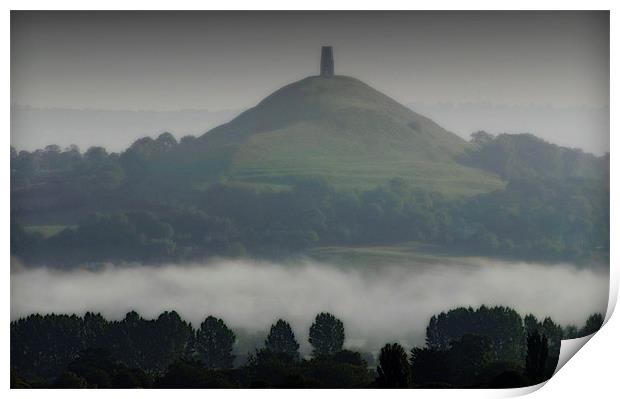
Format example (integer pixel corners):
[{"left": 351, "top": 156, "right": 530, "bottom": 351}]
[
  {"left": 464, "top": 131, "right": 608, "bottom": 182},
  {"left": 11, "top": 306, "right": 604, "bottom": 388},
  {"left": 12, "top": 175, "right": 609, "bottom": 266},
  {"left": 11, "top": 131, "right": 609, "bottom": 265}
]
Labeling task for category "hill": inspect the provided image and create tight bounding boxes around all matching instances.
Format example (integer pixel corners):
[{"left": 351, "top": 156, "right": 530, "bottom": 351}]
[{"left": 180, "top": 75, "right": 504, "bottom": 195}]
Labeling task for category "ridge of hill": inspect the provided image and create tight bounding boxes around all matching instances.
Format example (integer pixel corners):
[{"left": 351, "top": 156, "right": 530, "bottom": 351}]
[{"left": 185, "top": 75, "right": 503, "bottom": 195}]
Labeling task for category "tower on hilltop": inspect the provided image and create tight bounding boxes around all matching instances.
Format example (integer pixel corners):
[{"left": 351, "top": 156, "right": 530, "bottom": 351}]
[{"left": 320, "top": 46, "right": 334, "bottom": 77}]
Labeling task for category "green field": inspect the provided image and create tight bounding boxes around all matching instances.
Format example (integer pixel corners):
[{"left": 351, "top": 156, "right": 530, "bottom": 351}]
[{"left": 307, "top": 242, "right": 487, "bottom": 269}]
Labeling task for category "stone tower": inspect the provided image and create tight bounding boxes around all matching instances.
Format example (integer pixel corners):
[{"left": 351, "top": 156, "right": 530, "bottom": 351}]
[{"left": 320, "top": 46, "right": 334, "bottom": 77}]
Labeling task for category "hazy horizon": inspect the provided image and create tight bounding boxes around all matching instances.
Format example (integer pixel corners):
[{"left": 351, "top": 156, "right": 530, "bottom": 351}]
[
  {"left": 11, "top": 11, "right": 610, "bottom": 155},
  {"left": 11, "top": 101, "right": 610, "bottom": 155}
]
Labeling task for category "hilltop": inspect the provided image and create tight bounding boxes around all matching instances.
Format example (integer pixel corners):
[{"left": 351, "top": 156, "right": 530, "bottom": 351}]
[{"left": 180, "top": 75, "right": 504, "bottom": 195}]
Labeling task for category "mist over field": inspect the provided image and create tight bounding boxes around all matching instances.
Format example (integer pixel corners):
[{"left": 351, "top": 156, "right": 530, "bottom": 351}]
[{"left": 11, "top": 258, "right": 608, "bottom": 354}]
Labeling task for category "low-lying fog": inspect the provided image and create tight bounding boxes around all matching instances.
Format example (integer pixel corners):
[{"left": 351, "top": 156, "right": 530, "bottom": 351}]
[{"left": 11, "top": 259, "right": 609, "bottom": 355}]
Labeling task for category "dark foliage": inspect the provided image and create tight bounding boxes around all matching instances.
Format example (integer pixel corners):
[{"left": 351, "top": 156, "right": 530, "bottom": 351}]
[
  {"left": 308, "top": 312, "right": 345, "bottom": 356},
  {"left": 376, "top": 343, "right": 411, "bottom": 388},
  {"left": 65, "top": 348, "right": 151, "bottom": 388},
  {"left": 155, "top": 359, "right": 239, "bottom": 388},
  {"left": 525, "top": 331, "right": 549, "bottom": 384},
  {"left": 523, "top": 313, "right": 563, "bottom": 375},
  {"left": 409, "top": 347, "right": 450, "bottom": 386},
  {"left": 264, "top": 319, "right": 300, "bottom": 360},
  {"left": 409, "top": 308, "right": 603, "bottom": 387},
  {"left": 107, "top": 310, "right": 194, "bottom": 373},
  {"left": 580, "top": 313, "right": 604, "bottom": 336},
  {"left": 463, "top": 132, "right": 608, "bottom": 181},
  {"left": 194, "top": 316, "right": 236, "bottom": 369},
  {"left": 426, "top": 306, "right": 525, "bottom": 364},
  {"left": 11, "top": 308, "right": 603, "bottom": 389}
]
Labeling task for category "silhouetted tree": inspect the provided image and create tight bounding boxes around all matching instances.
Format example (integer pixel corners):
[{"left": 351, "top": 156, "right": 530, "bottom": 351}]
[
  {"left": 11, "top": 313, "right": 85, "bottom": 379},
  {"left": 580, "top": 313, "right": 604, "bottom": 336},
  {"left": 308, "top": 312, "right": 345, "bottom": 356},
  {"left": 523, "top": 314, "right": 539, "bottom": 337},
  {"left": 525, "top": 330, "right": 548, "bottom": 384},
  {"left": 448, "top": 334, "right": 494, "bottom": 386},
  {"left": 246, "top": 348, "right": 302, "bottom": 387},
  {"left": 82, "top": 312, "right": 108, "bottom": 349},
  {"left": 470, "top": 130, "right": 495, "bottom": 145},
  {"left": 411, "top": 334, "right": 494, "bottom": 387},
  {"left": 539, "top": 317, "right": 563, "bottom": 361},
  {"left": 147, "top": 311, "right": 194, "bottom": 371},
  {"left": 410, "top": 347, "right": 450, "bottom": 386},
  {"left": 426, "top": 306, "right": 524, "bottom": 363},
  {"left": 376, "top": 343, "right": 411, "bottom": 388},
  {"left": 107, "top": 311, "right": 153, "bottom": 371},
  {"left": 65, "top": 348, "right": 151, "bottom": 388},
  {"left": 195, "top": 316, "right": 236, "bottom": 369},
  {"left": 156, "top": 132, "right": 178, "bottom": 151},
  {"left": 265, "top": 319, "right": 300, "bottom": 360},
  {"left": 155, "top": 359, "right": 236, "bottom": 388},
  {"left": 563, "top": 325, "right": 579, "bottom": 339}
]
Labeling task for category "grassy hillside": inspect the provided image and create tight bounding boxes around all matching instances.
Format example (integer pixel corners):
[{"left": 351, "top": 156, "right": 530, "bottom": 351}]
[{"left": 192, "top": 76, "right": 504, "bottom": 195}]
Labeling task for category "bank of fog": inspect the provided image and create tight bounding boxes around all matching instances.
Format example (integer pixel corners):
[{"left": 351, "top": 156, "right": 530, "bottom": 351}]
[{"left": 11, "top": 259, "right": 608, "bottom": 355}]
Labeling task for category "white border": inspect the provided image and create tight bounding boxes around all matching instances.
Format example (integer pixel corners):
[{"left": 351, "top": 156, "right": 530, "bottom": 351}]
[{"left": 4, "top": 2, "right": 616, "bottom": 398}]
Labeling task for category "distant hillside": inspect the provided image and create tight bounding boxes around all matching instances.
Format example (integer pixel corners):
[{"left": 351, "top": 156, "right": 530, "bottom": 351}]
[
  {"left": 463, "top": 131, "right": 609, "bottom": 181},
  {"left": 172, "top": 75, "right": 504, "bottom": 196},
  {"left": 13, "top": 102, "right": 609, "bottom": 158},
  {"left": 13, "top": 76, "right": 608, "bottom": 200}
]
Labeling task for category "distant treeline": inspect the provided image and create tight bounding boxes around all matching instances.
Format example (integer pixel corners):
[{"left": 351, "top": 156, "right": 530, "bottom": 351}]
[
  {"left": 11, "top": 306, "right": 604, "bottom": 388},
  {"left": 11, "top": 131, "right": 609, "bottom": 265},
  {"left": 11, "top": 177, "right": 609, "bottom": 265},
  {"left": 463, "top": 131, "right": 608, "bottom": 181}
]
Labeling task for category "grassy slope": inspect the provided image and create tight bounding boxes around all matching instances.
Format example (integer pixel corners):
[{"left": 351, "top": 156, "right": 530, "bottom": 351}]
[
  {"left": 197, "top": 76, "right": 504, "bottom": 196},
  {"left": 305, "top": 242, "right": 497, "bottom": 271},
  {"left": 307, "top": 242, "right": 609, "bottom": 269}
]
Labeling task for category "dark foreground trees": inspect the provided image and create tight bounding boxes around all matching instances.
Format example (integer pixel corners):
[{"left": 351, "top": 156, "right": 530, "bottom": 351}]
[
  {"left": 426, "top": 306, "right": 525, "bottom": 364},
  {"left": 246, "top": 348, "right": 372, "bottom": 388},
  {"left": 55, "top": 349, "right": 151, "bottom": 388},
  {"left": 376, "top": 343, "right": 411, "bottom": 388},
  {"left": 409, "top": 306, "right": 603, "bottom": 387},
  {"left": 525, "top": 331, "right": 549, "bottom": 384},
  {"left": 265, "top": 319, "right": 300, "bottom": 360},
  {"left": 410, "top": 334, "right": 495, "bottom": 387},
  {"left": 195, "top": 316, "right": 236, "bottom": 369},
  {"left": 11, "top": 308, "right": 605, "bottom": 388},
  {"left": 580, "top": 313, "right": 604, "bottom": 336},
  {"left": 308, "top": 312, "right": 345, "bottom": 356}
]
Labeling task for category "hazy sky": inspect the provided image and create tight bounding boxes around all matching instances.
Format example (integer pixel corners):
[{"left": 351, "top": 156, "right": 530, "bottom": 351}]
[{"left": 11, "top": 11, "right": 609, "bottom": 111}]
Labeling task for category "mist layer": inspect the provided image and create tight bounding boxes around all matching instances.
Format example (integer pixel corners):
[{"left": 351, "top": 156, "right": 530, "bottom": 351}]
[{"left": 10, "top": 259, "right": 608, "bottom": 352}]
